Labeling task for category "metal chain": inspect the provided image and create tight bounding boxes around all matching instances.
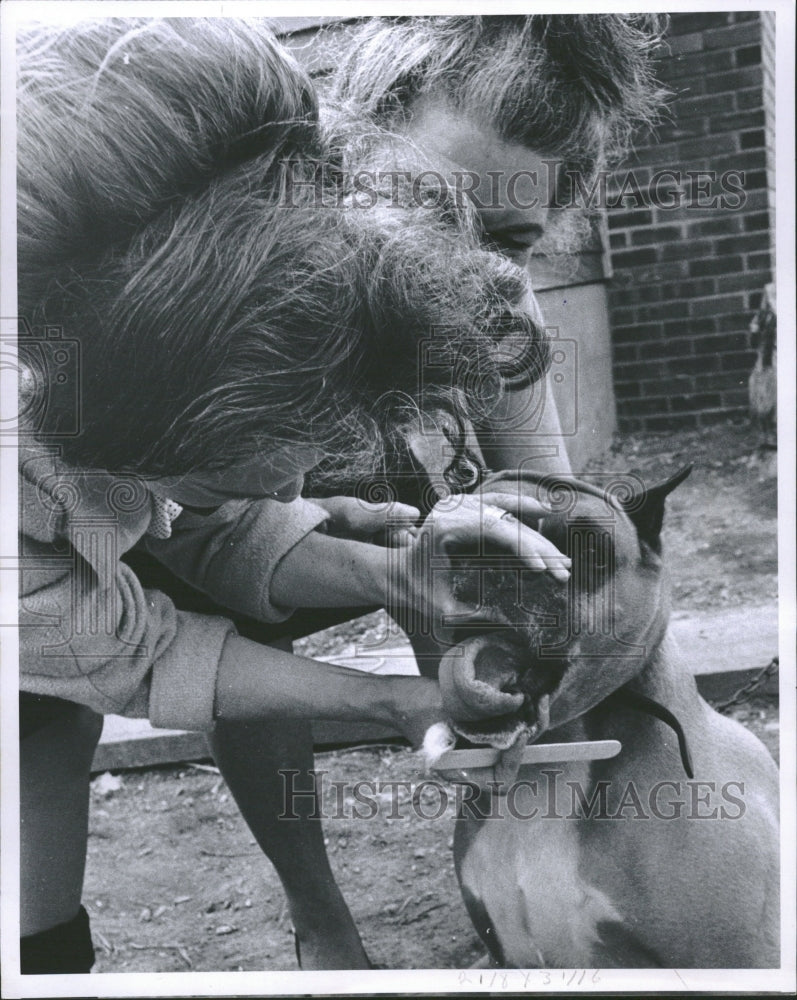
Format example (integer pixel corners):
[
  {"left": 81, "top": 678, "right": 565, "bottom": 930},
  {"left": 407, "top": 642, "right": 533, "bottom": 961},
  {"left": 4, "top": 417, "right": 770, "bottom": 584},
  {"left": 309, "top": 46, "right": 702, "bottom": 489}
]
[{"left": 713, "top": 656, "right": 779, "bottom": 714}]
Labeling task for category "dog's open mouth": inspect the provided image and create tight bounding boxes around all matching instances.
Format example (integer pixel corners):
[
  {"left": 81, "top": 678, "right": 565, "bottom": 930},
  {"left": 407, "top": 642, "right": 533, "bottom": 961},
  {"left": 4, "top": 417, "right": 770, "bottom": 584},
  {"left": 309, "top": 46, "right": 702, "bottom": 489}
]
[{"left": 440, "top": 633, "right": 567, "bottom": 750}]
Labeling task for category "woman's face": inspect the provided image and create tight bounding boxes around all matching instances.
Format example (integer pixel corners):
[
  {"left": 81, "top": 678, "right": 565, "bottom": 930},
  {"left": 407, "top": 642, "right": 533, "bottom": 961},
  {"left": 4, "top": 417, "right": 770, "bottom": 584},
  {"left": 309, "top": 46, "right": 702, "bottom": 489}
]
[
  {"left": 148, "top": 446, "right": 321, "bottom": 507},
  {"left": 403, "top": 96, "right": 552, "bottom": 268}
]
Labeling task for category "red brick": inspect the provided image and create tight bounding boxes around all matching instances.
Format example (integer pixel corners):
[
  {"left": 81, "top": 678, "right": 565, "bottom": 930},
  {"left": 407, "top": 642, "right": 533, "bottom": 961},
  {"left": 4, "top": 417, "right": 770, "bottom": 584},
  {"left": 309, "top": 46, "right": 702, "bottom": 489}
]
[
  {"left": 705, "top": 67, "right": 763, "bottom": 94},
  {"left": 708, "top": 109, "right": 766, "bottom": 132},
  {"left": 695, "top": 293, "right": 747, "bottom": 315},
  {"left": 727, "top": 171, "right": 768, "bottom": 202},
  {"left": 641, "top": 262, "right": 691, "bottom": 283},
  {"left": 703, "top": 22, "right": 761, "bottom": 49},
  {"left": 698, "top": 408, "right": 747, "bottom": 427},
  {"left": 686, "top": 215, "right": 742, "bottom": 237},
  {"left": 736, "top": 90, "right": 765, "bottom": 111},
  {"left": 662, "top": 336, "right": 697, "bottom": 357},
  {"left": 715, "top": 313, "right": 755, "bottom": 332},
  {"left": 639, "top": 375, "right": 694, "bottom": 396},
  {"left": 676, "top": 94, "right": 729, "bottom": 120},
  {"left": 661, "top": 328, "right": 694, "bottom": 348},
  {"left": 645, "top": 413, "right": 700, "bottom": 431},
  {"left": 711, "top": 149, "right": 767, "bottom": 173},
  {"left": 719, "top": 388, "right": 750, "bottom": 407},
  {"left": 669, "top": 13, "right": 731, "bottom": 34},
  {"left": 612, "top": 247, "right": 658, "bottom": 269},
  {"left": 630, "top": 225, "right": 683, "bottom": 246},
  {"left": 608, "top": 284, "right": 663, "bottom": 307},
  {"left": 612, "top": 323, "right": 663, "bottom": 343},
  {"left": 676, "top": 134, "right": 739, "bottom": 160},
  {"left": 693, "top": 332, "right": 750, "bottom": 354},
  {"left": 665, "top": 354, "right": 719, "bottom": 376},
  {"left": 607, "top": 209, "right": 654, "bottom": 230},
  {"left": 692, "top": 372, "right": 740, "bottom": 392},
  {"left": 740, "top": 129, "right": 766, "bottom": 149},
  {"left": 661, "top": 278, "right": 717, "bottom": 299},
  {"left": 666, "top": 31, "right": 703, "bottom": 55},
  {"left": 679, "top": 317, "right": 718, "bottom": 335},
  {"left": 671, "top": 392, "right": 723, "bottom": 411},
  {"left": 657, "top": 240, "right": 709, "bottom": 263},
  {"left": 615, "top": 359, "right": 668, "bottom": 380},
  {"left": 735, "top": 45, "right": 762, "bottom": 68},
  {"left": 612, "top": 344, "right": 638, "bottom": 363},
  {"left": 618, "top": 396, "right": 672, "bottom": 416},
  {"left": 720, "top": 349, "right": 756, "bottom": 371},
  {"left": 658, "top": 49, "right": 733, "bottom": 81},
  {"left": 714, "top": 270, "right": 773, "bottom": 294},
  {"left": 630, "top": 339, "right": 681, "bottom": 362},
  {"left": 655, "top": 120, "right": 709, "bottom": 144},
  {"left": 616, "top": 381, "right": 642, "bottom": 400},
  {"left": 621, "top": 305, "right": 665, "bottom": 325},
  {"left": 715, "top": 232, "right": 771, "bottom": 254},
  {"left": 689, "top": 256, "right": 744, "bottom": 278},
  {"left": 736, "top": 189, "right": 769, "bottom": 210},
  {"left": 742, "top": 211, "right": 771, "bottom": 231}
]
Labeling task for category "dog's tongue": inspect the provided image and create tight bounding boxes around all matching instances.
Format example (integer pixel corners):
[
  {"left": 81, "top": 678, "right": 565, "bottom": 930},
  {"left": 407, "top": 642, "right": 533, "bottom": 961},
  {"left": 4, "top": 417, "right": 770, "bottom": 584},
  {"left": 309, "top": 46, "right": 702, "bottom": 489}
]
[{"left": 438, "top": 636, "right": 550, "bottom": 750}]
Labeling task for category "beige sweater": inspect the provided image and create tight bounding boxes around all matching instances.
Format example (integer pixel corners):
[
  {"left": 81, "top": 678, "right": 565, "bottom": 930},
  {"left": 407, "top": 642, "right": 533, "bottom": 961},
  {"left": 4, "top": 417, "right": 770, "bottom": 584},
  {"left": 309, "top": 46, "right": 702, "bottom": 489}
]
[{"left": 18, "top": 440, "right": 328, "bottom": 731}]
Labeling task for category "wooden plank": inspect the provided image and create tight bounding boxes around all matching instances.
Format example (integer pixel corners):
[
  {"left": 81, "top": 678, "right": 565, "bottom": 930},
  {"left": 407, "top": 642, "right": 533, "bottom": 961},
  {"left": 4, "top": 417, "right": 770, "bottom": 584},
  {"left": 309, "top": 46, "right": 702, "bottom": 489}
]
[
  {"left": 91, "top": 731, "right": 210, "bottom": 773},
  {"left": 91, "top": 721, "right": 404, "bottom": 774},
  {"left": 91, "top": 666, "right": 777, "bottom": 774}
]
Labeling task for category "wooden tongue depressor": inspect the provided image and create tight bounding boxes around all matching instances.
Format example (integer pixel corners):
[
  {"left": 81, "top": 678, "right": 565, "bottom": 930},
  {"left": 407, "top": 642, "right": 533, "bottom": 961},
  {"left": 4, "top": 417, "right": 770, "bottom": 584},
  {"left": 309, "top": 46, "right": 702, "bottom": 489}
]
[{"left": 434, "top": 739, "right": 622, "bottom": 772}]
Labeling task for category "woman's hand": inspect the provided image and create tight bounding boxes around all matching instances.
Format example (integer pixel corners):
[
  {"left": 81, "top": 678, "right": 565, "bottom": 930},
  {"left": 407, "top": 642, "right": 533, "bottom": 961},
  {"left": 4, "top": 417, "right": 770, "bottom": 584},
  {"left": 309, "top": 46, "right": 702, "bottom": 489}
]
[
  {"left": 271, "top": 491, "right": 568, "bottom": 630},
  {"left": 388, "top": 491, "right": 570, "bottom": 628},
  {"left": 313, "top": 496, "right": 420, "bottom": 546}
]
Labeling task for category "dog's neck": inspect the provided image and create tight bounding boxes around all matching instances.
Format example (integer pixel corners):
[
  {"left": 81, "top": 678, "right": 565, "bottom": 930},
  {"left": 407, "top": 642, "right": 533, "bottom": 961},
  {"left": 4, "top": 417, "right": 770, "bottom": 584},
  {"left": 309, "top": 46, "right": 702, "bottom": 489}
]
[{"left": 578, "top": 629, "right": 700, "bottom": 779}]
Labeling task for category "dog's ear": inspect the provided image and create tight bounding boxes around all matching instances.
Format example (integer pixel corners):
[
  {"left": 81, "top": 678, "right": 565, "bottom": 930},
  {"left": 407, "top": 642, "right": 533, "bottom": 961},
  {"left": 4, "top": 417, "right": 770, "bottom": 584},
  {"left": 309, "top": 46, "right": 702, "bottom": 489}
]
[{"left": 619, "top": 465, "right": 693, "bottom": 552}]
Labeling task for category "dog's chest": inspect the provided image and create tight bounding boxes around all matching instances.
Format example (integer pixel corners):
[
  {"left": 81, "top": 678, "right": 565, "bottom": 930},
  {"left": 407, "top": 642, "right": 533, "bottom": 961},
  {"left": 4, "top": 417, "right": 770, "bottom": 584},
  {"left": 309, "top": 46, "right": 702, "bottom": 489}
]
[{"left": 455, "top": 764, "right": 623, "bottom": 969}]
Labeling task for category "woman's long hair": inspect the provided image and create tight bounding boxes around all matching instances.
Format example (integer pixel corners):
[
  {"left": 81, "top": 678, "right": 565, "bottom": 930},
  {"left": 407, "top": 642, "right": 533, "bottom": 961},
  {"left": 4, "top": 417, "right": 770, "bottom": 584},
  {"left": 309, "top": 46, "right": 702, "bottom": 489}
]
[{"left": 18, "top": 17, "right": 550, "bottom": 480}]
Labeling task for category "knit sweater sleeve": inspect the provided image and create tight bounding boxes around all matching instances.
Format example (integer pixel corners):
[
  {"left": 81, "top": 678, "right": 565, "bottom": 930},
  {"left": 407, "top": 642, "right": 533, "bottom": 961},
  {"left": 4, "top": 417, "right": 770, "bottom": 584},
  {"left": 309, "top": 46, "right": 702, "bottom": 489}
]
[
  {"left": 18, "top": 449, "right": 235, "bottom": 730},
  {"left": 139, "top": 497, "right": 330, "bottom": 623}
]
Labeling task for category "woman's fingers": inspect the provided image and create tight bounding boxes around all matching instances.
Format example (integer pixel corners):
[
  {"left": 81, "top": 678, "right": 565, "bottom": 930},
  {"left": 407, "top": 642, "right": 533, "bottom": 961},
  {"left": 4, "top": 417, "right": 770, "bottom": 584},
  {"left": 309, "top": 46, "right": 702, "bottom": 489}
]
[
  {"left": 478, "top": 492, "right": 552, "bottom": 520},
  {"left": 427, "top": 494, "right": 570, "bottom": 581},
  {"left": 483, "top": 518, "right": 570, "bottom": 581},
  {"left": 320, "top": 497, "right": 420, "bottom": 541}
]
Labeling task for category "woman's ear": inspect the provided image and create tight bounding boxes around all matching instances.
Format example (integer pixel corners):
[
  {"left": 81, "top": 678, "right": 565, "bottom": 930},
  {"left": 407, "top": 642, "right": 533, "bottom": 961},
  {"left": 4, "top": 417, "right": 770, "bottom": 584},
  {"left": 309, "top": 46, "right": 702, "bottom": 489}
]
[{"left": 619, "top": 464, "right": 693, "bottom": 552}]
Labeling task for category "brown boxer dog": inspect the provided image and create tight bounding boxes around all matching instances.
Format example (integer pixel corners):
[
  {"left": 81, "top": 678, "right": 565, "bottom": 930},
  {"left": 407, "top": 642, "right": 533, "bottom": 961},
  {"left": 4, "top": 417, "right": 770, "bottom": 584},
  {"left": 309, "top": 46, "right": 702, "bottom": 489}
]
[{"left": 431, "top": 468, "right": 779, "bottom": 969}]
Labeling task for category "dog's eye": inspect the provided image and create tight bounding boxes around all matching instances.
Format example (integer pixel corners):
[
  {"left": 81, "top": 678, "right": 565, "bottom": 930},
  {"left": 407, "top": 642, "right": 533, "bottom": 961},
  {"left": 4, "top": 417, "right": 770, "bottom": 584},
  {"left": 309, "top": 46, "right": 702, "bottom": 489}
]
[{"left": 570, "top": 526, "right": 613, "bottom": 574}]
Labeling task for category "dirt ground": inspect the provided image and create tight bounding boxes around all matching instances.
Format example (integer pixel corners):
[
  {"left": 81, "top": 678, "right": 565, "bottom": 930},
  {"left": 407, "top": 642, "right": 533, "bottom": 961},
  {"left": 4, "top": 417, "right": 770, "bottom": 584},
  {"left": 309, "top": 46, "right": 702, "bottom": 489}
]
[{"left": 83, "top": 421, "right": 780, "bottom": 973}]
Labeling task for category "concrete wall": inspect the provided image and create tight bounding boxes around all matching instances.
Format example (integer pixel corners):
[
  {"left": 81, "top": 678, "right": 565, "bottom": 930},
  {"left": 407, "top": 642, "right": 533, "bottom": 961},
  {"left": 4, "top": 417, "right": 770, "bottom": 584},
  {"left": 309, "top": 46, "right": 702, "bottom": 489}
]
[{"left": 537, "top": 283, "right": 615, "bottom": 471}]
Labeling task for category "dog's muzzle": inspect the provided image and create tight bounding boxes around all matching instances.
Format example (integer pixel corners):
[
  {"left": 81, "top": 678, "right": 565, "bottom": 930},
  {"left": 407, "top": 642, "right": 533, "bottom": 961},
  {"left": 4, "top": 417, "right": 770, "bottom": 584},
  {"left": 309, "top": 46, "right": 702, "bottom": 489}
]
[{"left": 438, "top": 633, "right": 564, "bottom": 750}]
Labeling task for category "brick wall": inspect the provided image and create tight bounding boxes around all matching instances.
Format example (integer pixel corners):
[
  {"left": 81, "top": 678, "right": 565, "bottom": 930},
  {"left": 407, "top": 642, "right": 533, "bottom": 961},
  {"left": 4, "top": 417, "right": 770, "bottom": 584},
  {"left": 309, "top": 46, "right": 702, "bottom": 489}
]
[
  {"left": 760, "top": 11, "right": 776, "bottom": 264},
  {"left": 607, "top": 12, "right": 775, "bottom": 431}
]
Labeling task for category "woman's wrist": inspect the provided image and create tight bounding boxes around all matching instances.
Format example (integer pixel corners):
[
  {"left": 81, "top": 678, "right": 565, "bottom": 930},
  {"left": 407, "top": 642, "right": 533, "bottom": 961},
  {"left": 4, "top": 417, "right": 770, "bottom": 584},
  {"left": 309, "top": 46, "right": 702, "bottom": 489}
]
[
  {"left": 270, "top": 531, "right": 392, "bottom": 608},
  {"left": 382, "top": 675, "right": 445, "bottom": 747},
  {"left": 214, "top": 635, "right": 442, "bottom": 738}
]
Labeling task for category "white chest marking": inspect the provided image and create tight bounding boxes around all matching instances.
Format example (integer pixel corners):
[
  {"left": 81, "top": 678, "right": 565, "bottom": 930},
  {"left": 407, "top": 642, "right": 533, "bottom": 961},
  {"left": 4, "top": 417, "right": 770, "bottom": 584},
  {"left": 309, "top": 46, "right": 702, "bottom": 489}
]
[{"left": 458, "top": 797, "right": 622, "bottom": 968}]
